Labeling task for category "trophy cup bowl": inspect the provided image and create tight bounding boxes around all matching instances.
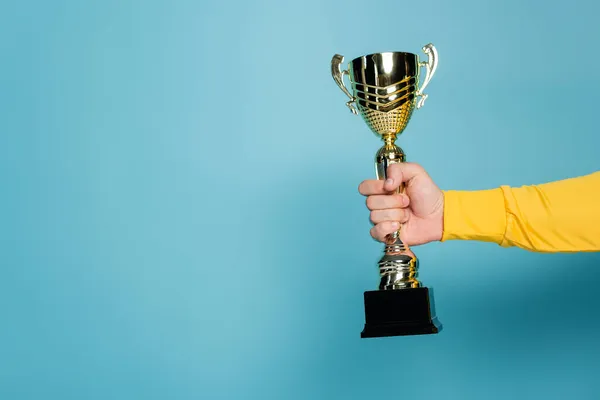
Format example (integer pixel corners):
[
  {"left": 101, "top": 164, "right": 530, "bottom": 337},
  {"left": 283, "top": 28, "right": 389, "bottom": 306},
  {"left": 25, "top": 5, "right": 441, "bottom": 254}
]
[{"left": 331, "top": 44, "right": 443, "bottom": 338}]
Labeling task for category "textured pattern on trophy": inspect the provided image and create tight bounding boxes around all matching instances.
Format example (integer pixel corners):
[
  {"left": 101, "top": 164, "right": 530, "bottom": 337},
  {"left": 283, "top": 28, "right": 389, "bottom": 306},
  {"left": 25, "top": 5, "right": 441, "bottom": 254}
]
[
  {"left": 360, "top": 106, "right": 415, "bottom": 139},
  {"left": 352, "top": 68, "right": 421, "bottom": 290},
  {"left": 374, "top": 142, "right": 420, "bottom": 290},
  {"left": 331, "top": 44, "right": 442, "bottom": 338},
  {"left": 330, "top": 45, "right": 438, "bottom": 291},
  {"left": 353, "top": 76, "right": 417, "bottom": 138}
]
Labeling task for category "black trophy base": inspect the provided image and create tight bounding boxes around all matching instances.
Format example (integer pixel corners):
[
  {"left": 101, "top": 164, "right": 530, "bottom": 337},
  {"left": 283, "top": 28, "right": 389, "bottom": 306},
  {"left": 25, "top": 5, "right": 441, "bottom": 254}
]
[{"left": 361, "top": 287, "right": 442, "bottom": 339}]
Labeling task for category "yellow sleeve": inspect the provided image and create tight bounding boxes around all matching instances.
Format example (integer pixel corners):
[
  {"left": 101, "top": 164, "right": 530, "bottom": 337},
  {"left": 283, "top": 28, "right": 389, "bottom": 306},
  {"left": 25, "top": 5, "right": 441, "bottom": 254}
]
[{"left": 441, "top": 171, "right": 600, "bottom": 253}]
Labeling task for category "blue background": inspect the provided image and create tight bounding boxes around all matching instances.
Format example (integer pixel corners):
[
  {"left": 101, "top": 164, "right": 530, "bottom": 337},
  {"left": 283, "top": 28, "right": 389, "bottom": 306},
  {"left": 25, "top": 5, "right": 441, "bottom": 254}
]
[{"left": 2, "top": 0, "right": 600, "bottom": 398}]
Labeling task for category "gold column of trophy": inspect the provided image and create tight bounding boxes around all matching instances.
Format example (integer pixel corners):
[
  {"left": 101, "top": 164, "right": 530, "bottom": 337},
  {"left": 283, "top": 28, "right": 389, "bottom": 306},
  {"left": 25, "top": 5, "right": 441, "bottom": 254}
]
[{"left": 331, "top": 43, "right": 442, "bottom": 338}]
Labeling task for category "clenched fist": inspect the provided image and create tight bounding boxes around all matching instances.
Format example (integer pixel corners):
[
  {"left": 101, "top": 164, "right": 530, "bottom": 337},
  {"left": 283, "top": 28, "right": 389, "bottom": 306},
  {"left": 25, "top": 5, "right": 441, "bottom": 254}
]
[{"left": 358, "top": 162, "right": 444, "bottom": 246}]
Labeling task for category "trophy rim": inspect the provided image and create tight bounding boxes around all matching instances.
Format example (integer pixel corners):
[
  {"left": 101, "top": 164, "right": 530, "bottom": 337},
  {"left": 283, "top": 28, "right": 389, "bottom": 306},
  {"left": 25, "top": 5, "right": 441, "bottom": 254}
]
[{"left": 349, "top": 51, "right": 418, "bottom": 64}]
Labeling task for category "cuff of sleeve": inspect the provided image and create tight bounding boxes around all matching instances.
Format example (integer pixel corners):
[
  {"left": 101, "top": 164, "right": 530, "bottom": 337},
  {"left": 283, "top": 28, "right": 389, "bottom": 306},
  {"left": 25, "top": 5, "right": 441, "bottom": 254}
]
[{"left": 441, "top": 188, "right": 507, "bottom": 244}]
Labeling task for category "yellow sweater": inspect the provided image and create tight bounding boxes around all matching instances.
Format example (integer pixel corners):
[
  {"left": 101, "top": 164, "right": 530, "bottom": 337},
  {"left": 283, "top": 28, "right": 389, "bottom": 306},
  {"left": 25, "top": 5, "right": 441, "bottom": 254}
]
[{"left": 441, "top": 171, "right": 600, "bottom": 252}]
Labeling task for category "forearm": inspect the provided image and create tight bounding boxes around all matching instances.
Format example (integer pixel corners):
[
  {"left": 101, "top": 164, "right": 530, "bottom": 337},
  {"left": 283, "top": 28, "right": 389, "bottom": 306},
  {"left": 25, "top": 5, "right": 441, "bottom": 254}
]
[{"left": 441, "top": 171, "right": 600, "bottom": 253}]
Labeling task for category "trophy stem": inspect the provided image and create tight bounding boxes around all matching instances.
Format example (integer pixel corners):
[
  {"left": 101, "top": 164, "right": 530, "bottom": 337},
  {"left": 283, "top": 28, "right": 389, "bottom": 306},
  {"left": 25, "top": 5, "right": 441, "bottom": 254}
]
[
  {"left": 330, "top": 46, "right": 443, "bottom": 337},
  {"left": 375, "top": 137, "right": 420, "bottom": 290}
]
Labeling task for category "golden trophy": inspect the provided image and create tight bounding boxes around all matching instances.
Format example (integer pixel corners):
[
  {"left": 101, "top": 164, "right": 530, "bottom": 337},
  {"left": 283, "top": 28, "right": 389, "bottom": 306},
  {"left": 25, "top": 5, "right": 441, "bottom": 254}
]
[{"left": 331, "top": 43, "right": 443, "bottom": 338}]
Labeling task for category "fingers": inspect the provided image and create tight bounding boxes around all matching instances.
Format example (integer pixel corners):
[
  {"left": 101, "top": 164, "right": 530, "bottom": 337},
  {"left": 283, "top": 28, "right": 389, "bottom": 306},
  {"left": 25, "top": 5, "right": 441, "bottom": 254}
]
[
  {"left": 370, "top": 221, "right": 401, "bottom": 242},
  {"left": 369, "top": 209, "right": 410, "bottom": 242},
  {"left": 359, "top": 162, "right": 428, "bottom": 243},
  {"left": 383, "top": 162, "right": 426, "bottom": 192},
  {"left": 366, "top": 193, "right": 409, "bottom": 210},
  {"left": 358, "top": 179, "right": 387, "bottom": 196},
  {"left": 370, "top": 208, "right": 409, "bottom": 224},
  {"left": 358, "top": 163, "right": 427, "bottom": 194}
]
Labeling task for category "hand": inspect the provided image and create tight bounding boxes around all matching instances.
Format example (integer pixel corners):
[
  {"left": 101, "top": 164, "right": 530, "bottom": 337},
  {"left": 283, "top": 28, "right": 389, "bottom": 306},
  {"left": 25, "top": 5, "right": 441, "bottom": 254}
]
[{"left": 358, "top": 162, "right": 444, "bottom": 246}]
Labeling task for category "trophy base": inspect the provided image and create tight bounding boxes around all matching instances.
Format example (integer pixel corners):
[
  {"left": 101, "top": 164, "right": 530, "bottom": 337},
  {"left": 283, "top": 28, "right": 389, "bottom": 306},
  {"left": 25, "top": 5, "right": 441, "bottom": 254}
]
[{"left": 360, "top": 287, "right": 442, "bottom": 338}]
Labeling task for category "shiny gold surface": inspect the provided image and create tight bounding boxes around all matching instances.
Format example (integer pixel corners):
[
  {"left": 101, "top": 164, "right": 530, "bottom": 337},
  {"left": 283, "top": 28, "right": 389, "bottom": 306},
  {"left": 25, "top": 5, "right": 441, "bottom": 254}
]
[
  {"left": 330, "top": 54, "right": 358, "bottom": 115},
  {"left": 331, "top": 44, "right": 439, "bottom": 290},
  {"left": 358, "top": 93, "right": 416, "bottom": 139},
  {"left": 374, "top": 142, "right": 419, "bottom": 289}
]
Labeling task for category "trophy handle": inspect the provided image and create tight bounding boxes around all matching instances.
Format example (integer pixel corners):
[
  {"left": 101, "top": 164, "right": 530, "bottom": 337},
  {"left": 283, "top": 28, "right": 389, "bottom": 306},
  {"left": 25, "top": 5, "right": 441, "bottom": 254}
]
[
  {"left": 331, "top": 54, "right": 358, "bottom": 115},
  {"left": 416, "top": 43, "right": 438, "bottom": 109}
]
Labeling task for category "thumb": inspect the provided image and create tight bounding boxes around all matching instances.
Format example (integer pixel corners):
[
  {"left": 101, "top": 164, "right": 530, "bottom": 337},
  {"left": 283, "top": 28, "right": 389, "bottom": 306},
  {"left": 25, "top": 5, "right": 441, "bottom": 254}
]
[{"left": 383, "top": 162, "right": 426, "bottom": 192}]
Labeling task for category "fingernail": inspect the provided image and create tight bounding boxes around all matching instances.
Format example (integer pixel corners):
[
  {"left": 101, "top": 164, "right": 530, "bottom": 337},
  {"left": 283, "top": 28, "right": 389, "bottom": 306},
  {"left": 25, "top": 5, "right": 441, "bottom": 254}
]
[
  {"left": 391, "top": 222, "right": 399, "bottom": 228},
  {"left": 385, "top": 178, "right": 393, "bottom": 186}
]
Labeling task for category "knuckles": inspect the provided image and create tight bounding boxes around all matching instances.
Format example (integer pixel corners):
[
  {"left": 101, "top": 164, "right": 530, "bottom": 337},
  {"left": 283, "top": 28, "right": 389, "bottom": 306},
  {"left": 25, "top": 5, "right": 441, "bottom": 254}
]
[
  {"left": 370, "top": 225, "right": 385, "bottom": 241},
  {"left": 369, "top": 226, "right": 378, "bottom": 240},
  {"left": 390, "top": 194, "right": 404, "bottom": 208},
  {"left": 358, "top": 179, "right": 380, "bottom": 195},
  {"left": 366, "top": 194, "right": 403, "bottom": 210},
  {"left": 369, "top": 211, "right": 377, "bottom": 224},
  {"left": 365, "top": 196, "right": 375, "bottom": 210},
  {"left": 370, "top": 209, "right": 406, "bottom": 225}
]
